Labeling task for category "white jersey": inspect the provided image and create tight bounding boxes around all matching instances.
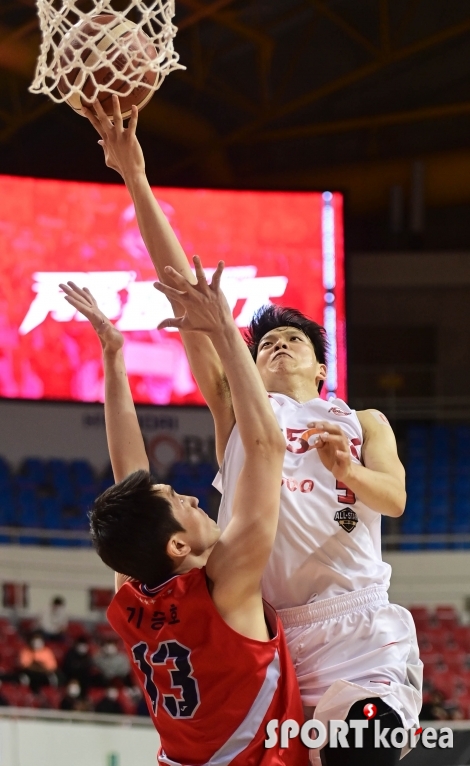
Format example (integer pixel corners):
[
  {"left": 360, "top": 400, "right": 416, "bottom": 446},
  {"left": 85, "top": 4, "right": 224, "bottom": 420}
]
[{"left": 215, "top": 394, "right": 392, "bottom": 609}]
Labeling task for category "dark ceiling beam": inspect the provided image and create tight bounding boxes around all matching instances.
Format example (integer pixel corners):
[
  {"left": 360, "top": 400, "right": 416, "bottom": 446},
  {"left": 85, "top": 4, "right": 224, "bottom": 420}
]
[
  {"left": 306, "top": 0, "right": 379, "bottom": 57},
  {"left": 0, "top": 23, "right": 38, "bottom": 78},
  {"left": 393, "top": 0, "right": 423, "bottom": 46},
  {"left": 255, "top": 100, "right": 470, "bottom": 141},
  {"left": 222, "top": 14, "right": 470, "bottom": 146},
  {"left": 178, "top": 0, "right": 273, "bottom": 50},
  {"left": 0, "top": 98, "right": 54, "bottom": 143},
  {"left": 379, "top": 0, "right": 391, "bottom": 58},
  {"left": 178, "top": 0, "right": 238, "bottom": 31},
  {"left": 272, "top": 15, "right": 319, "bottom": 103},
  {"left": 248, "top": 149, "right": 470, "bottom": 214}
]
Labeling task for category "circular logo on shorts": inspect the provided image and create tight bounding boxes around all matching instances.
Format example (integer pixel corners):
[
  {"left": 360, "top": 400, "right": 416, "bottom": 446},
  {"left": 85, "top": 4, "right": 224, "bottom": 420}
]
[{"left": 363, "top": 703, "right": 377, "bottom": 719}]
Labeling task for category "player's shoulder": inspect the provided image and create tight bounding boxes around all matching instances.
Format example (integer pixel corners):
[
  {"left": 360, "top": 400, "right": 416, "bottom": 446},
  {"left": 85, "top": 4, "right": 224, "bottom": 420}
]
[{"left": 357, "top": 410, "right": 395, "bottom": 442}]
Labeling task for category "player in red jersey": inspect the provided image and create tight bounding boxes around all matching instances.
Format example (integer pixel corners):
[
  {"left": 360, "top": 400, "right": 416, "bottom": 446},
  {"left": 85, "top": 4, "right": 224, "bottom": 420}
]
[{"left": 60, "top": 262, "right": 309, "bottom": 766}]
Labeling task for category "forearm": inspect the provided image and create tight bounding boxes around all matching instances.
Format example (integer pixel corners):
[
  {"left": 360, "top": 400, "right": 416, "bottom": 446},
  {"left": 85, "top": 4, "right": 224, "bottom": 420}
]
[
  {"left": 125, "top": 172, "right": 229, "bottom": 411},
  {"left": 344, "top": 463, "right": 406, "bottom": 517},
  {"left": 124, "top": 172, "right": 195, "bottom": 286},
  {"left": 103, "top": 348, "right": 149, "bottom": 483},
  {"left": 210, "top": 323, "right": 282, "bottom": 452}
]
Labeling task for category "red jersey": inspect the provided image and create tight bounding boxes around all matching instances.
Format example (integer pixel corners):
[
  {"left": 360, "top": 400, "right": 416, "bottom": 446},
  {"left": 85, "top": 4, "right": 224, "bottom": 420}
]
[{"left": 107, "top": 567, "right": 308, "bottom": 766}]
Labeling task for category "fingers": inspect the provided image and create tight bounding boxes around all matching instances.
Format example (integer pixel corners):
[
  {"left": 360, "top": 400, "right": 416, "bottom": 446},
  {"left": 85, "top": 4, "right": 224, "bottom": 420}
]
[
  {"left": 128, "top": 104, "right": 139, "bottom": 134},
  {"left": 154, "top": 281, "right": 187, "bottom": 301},
  {"left": 63, "top": 294, "right": 93, "bottom": 316},
  {"left": 308, "top": 421, "right": 344, "bottom": 436},
  {"left": 157, "top": 316, "right": 184, "bottom": 330},
  {"left": 193, "top": 256, "right": 209, "bottom": 288},
  {"left": 210, "top": 260, "right": 225, "bottom": 290},
  {"left": 82, "top": 105, "right": 105, "bottom": 139},
  {"left": 62, "top": 282, "right": 95, "bottom": 306},
  {"left": 162, "top": 266, "right": 194, "bottom": 288},
  {"left": 111, "top": 94, "right": 123, "bottom": 132},
  {"left": 334, "top": 450, "right": 350, "bottom": 463},
  {"left": 314, "top": 433, "right": 349, "bottom": 450},
  {"left": 93, "top": 99, "right": 114, "bottom": 131}
]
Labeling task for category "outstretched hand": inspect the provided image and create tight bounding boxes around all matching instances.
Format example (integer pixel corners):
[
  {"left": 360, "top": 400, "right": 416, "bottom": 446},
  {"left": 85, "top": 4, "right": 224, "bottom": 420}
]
[
  {"left": 155, "top": 256, "right": 230, "bottom": 335},
  {"left": 59, "top": 282, "right": 124, "bottom": 353},
  {"left": 82, "top": 95, "right": 144, "bottom": 179},
  {"left": 310, "top": 421, "right": 354, "bottom": 483}
]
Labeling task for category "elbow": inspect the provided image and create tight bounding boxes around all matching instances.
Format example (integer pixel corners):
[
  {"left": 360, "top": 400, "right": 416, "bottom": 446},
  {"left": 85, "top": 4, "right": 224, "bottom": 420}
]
[{"left": 391, "top": 490, "right": 406, "bottom": 518}]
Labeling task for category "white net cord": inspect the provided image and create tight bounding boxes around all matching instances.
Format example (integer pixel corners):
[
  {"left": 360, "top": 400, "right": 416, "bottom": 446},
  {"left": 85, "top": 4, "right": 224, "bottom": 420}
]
[{"left": 30, "top": 0, "right": 185, "bottom": 106}]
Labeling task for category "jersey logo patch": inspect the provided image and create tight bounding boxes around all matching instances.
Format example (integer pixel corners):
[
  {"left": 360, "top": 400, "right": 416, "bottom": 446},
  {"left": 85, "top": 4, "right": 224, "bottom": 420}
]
[
  {"left": 328, "top": 406, "right": 350, "bottom": 416},
  {"left": 334, "top": 508, "right": 358, "bottom": 533}
]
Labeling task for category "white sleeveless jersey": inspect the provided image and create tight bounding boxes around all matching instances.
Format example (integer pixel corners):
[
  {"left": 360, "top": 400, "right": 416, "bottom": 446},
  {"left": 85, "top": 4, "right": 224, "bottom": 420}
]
[{"left": 215, "top": 394, "right": 392, "bottom": 609}]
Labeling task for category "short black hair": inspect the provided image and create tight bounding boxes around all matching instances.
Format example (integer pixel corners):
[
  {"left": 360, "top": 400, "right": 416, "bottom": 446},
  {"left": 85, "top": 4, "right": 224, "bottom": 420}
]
[
  {"left": 245, "top": 305, "right": 329, "bottom": 393},
  {"left": 89, "top": 470, "right": 184, "bottom": 587}
]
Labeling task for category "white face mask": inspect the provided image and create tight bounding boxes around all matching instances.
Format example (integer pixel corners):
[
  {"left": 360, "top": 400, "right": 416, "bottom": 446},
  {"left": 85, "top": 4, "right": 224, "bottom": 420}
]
[
  {"left": 67, "top": 683, "right": 81, "bottom": 698},
  {"left": 107, "top": 687, "right": 119, "bottom": 701},
  {"left": 76, "top": 643, "right": 88, "bottom": 655},
  {"left": 104, "top": 643, "right": 118, "bottom": 656},
  {"left": 31, "top": 638, "right": 44, "bottom": 650}
]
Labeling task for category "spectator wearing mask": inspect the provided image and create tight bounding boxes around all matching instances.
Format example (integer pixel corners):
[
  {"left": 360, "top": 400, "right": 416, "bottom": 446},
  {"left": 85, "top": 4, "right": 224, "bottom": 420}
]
[
  {"left": 19, "top": 632, "right": 58, "bottom": 692},
  {"left": 60, "top": 680, "right": 91, "bottom": 712},
  {"left": 39, "top": 596, "right": 68, "bottom": 641},
  {"left": 95, "top": 686, "right": 123, "bottom": 715},
  {"left": 93, "top": 640, "right": 131, "bottom": 686},
  {"left": 62, "top": 636, "right": 93, "bottom": 691}
]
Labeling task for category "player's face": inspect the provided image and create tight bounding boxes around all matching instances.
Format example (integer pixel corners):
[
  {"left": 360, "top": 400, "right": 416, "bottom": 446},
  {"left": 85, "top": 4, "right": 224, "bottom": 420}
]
[
  {"left": 256, "top": 327, "right": 324, "bottom": 386},
  {"left": 157, "top": 485, "right": 220, "bottom": 555}
]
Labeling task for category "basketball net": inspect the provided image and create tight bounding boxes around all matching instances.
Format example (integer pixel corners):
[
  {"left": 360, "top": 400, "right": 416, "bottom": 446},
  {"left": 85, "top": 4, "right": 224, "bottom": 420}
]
[{"left": 29, "top": 0, "right": 185, "bottom": 105}]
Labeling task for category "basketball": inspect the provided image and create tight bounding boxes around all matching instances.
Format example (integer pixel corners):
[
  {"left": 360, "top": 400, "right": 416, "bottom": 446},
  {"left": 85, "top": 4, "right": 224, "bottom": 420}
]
[{"left": 57, "top": 14, "right": 158, "bottom": 118}]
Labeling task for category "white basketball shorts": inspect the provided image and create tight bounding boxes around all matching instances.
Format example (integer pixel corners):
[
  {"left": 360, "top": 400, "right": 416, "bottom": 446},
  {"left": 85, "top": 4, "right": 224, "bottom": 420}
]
[{"left": 278, "top": 586, "right": 423, "bottom": 760}]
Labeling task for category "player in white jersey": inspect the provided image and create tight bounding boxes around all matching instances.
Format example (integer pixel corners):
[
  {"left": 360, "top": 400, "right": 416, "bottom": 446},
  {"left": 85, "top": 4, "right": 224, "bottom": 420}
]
[{"left": 84, "top": 98, "right": 422, "bottom": 766}]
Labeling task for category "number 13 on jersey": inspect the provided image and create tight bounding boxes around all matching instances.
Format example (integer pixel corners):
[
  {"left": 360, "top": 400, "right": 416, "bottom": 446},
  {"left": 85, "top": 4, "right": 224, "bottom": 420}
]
[{"left": 132, "top": 640, "right": 201, "bottom": 719}]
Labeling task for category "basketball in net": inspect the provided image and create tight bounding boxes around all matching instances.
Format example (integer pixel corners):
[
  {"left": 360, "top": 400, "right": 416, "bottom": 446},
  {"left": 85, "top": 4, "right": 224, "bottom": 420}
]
[
  {"left": 29, "top": 1, "right": 185, "bottom": 116},
  {"left": 57, "top": 14, "right": 158, "bottom": 118}
]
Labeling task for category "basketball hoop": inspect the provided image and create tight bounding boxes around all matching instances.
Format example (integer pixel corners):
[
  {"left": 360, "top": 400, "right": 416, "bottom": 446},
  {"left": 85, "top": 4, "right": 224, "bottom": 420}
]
[{"left": 29, "top": 0, "right": 185, "bottom": 109}]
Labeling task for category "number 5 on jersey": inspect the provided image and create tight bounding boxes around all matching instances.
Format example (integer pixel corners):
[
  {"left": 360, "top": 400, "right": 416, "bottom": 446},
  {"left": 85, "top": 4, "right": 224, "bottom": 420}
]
[{"left": 132, "top": 640, "right": 201, "bottom": 719}]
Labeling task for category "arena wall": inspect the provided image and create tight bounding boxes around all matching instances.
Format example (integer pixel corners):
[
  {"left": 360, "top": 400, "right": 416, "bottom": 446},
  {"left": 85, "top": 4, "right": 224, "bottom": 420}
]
[{"left": 1, "top": 546, "right": 469, "bottom": 619}]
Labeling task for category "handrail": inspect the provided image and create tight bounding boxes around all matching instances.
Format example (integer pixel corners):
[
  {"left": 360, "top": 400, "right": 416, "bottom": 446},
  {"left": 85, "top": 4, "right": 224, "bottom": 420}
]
[
  {"left": 0, "top": 527, "right": 468, "bottom": 547},
  {"left": 0, "top": 526, "right": 90, "bottom": 541},
  {"left": 0, "top": 706, "right": 153, "bottom": 726}
]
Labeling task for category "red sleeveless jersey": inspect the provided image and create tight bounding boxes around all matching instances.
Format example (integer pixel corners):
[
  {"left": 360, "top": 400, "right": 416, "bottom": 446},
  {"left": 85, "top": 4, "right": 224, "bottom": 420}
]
[{"left": 107, "top": 567, "right": 308, "bottom": 766}]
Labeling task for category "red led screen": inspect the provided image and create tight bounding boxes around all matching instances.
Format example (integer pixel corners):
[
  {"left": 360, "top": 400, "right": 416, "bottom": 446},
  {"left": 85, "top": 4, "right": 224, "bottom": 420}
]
[{"left": 0, "top": 176, "right": 345, "bottom": 405}]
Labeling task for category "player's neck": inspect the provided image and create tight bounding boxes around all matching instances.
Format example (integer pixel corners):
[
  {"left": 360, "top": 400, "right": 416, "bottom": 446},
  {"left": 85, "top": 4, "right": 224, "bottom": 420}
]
[
  {"left": 174, "top": 546, "right": 214, "bottom": 576},
  {"left": 268, "top": 377, "right": 320, "bottom": 404}
]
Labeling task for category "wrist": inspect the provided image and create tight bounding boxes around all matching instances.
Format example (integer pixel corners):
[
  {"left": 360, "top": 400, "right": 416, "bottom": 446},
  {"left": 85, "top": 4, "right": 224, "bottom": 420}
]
[
  {"left": 208, "top": 317, "right": 238, "bottom": 347},
  {"left": 102, "top": 345, "right": 122, "bottom": 360},
  {"left": 123, "top": 169, "right": 147, "bottom": 190}
]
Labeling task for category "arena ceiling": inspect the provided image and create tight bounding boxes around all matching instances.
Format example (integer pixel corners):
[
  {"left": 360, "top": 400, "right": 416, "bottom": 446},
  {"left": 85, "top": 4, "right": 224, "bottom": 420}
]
[{"left": 1, "top": 0, "right": 470, "bottom": 239}]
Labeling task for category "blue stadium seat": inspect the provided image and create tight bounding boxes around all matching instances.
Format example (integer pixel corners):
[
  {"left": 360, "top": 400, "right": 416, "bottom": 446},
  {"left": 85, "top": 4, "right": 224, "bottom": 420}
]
[
  {"left": 21, "top": 458, "right": 47, "bottom": 485},
  {"left": 0, "top": 457, "right": 11, "bottom": 485},
  {"left": 70, "top": 460, "right": 95, "bottom": 491},
  {"left": 41, "top": 497, "right": 62, "bottom": 529}
]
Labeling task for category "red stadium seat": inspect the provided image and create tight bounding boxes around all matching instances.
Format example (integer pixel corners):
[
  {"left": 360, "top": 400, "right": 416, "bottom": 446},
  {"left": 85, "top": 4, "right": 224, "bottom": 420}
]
[
  {"left": 454, "top": 627, "right": 470, "bottom": 652},
  {"left": 1, "top": 683, "right": 36, "bottom": 708},
  {"left": 88, "top": 687, "right": 106, "bottom": 705},
  {"left": 409, "top": 606, "right": 430, "bottom": 627},
  {"left": 94, "top": 623, "right": 119, "bottom": 642},
  {"left": 66, "top": 621, "right": 90, "bottom": 641},
  {"left": 435, "top": 605, "right": 459, "bottom": 626},
  {"left": 39, "top": 686, "right": 63, "bottom": 709},
  {"left": 443, "top": 649, "right": 468, "bottom": 672}
]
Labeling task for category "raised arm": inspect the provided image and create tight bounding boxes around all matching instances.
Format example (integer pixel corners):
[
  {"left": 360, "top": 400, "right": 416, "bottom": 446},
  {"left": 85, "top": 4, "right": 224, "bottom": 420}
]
[
  {"left": 83, "top": 97, "right": 234, "bottom": 463},
  {"left": 156, "top": 259, "right": 285, "bottom": 635},
  {"left": 60, "top": 282, "right": 149, "bottom": 483}
]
